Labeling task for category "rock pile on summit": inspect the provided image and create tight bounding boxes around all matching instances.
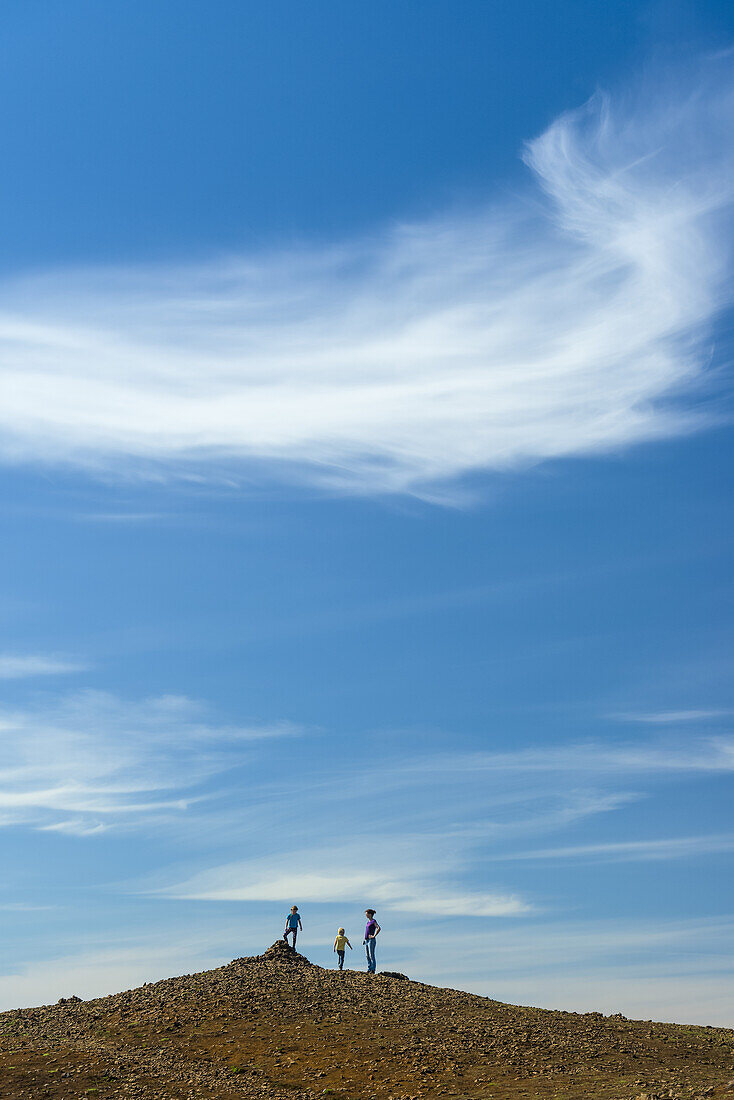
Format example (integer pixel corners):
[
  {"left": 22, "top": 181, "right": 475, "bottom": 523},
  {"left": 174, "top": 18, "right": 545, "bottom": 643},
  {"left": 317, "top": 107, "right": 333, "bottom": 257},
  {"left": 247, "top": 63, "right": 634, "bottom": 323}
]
[
  {"left": 1, "top": 942, "right": 732, "bottom": 1099},
  {"left": 260, "top": 939, "right": 312, "bottom": 963}
]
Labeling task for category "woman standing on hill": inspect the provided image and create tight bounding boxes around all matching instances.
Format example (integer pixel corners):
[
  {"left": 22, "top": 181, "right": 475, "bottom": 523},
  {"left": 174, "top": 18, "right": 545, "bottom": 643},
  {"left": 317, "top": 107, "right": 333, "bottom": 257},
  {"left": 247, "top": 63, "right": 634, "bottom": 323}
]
[{"left": 363, "top": 909, "right": 380, "bottom": 973}]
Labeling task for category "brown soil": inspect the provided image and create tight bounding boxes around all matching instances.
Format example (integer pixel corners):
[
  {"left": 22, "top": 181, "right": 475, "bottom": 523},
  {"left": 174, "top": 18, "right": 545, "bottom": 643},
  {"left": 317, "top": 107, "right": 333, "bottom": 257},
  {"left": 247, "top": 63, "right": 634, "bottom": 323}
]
[{"left": 1, "top": 939, "right": 732, "bottom": 1100}]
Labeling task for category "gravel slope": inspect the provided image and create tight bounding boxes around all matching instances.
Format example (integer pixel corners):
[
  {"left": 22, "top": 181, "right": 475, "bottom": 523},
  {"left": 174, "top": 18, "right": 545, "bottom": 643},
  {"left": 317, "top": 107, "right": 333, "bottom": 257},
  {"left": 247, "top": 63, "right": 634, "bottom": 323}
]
[{"left": 1, "top": 940, "right": 733, "bottom": 1100}]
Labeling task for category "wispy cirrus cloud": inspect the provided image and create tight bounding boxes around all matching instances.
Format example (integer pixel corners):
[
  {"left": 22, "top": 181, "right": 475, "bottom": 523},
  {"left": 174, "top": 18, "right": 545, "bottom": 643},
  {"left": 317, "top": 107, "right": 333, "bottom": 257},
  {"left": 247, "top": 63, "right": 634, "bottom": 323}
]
[
  {"left": 381, "top": 737, "right": 734, "bottom": 784},
  {"left": 79, "top": 511, "right": 179, "bottom": 523},
  {"left": 616, "top": 709, "right": 732, "bottom": 723},
  {"left": 140, "top": 732, "right": 734, "bottom": 919},
  {"left": 488, "top": 832, "right": 734, "bottom": 863},
  {"left": 153, "top": 846, "right": 530, "bottom": 918},
  {"left": 0, "top": 690, "right": 302, "bottom": 834},
  {"left": 0, "top": 653, "right": 87, "bottom": 679},
  {"left": 0, "top": 57, "right": 731, "bottom": 496}
]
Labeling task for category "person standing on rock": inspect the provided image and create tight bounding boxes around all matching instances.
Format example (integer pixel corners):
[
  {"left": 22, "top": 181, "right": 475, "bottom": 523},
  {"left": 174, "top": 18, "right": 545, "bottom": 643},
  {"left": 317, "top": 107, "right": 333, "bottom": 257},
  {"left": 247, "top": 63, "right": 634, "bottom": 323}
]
[
  {"left": 283, "top": 905, "right": 302, "bottom": 949},
  {"left": 363, "top": 909, "right": 380, "bottom": 973}
]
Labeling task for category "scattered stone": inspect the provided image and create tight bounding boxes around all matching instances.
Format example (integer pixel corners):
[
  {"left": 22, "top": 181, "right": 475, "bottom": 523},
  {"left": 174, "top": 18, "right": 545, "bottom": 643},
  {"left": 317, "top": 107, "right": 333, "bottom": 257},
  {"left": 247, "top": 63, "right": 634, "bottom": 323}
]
[{"left": 0, "top": 941, "right": 730, "bottom": 1099}]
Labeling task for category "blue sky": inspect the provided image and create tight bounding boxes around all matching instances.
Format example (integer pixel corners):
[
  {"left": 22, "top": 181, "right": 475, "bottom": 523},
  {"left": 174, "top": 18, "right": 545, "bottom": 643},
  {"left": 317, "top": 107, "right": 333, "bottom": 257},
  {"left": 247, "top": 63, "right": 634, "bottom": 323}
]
[{"left": 1, "top": 0, "right": 734, "bottom": 1025}]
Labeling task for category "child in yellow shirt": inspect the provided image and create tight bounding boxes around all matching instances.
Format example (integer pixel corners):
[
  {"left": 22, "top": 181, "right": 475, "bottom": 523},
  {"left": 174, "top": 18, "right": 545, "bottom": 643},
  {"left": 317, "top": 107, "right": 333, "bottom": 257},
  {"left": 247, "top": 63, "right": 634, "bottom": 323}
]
[{"left": 333, "top": 927, "right": 352, "bottom": 970}]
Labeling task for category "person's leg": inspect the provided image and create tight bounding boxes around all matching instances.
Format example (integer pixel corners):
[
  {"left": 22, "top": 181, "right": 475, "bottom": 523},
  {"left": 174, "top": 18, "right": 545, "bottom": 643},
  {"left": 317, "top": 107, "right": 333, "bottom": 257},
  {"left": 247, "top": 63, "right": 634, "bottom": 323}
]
[
  {"left": 366, "top": 938, "right": 376, "bottom": 972},
  {"left": 292, "top": 928, "right": 297, "bottom": 950}
]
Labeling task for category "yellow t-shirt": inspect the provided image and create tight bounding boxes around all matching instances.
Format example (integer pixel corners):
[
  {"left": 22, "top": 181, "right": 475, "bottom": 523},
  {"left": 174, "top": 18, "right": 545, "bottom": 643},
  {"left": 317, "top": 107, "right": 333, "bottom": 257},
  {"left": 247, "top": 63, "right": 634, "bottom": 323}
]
[{"left": 335, "top": 934, "right": 348, "bottom": 951}]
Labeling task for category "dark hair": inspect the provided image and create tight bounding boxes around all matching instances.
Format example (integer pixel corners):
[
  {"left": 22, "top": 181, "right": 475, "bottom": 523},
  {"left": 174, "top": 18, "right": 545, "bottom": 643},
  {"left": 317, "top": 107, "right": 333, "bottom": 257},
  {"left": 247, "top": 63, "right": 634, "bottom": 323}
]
[{"left": 365, "top": 908, "right": 376, "bottom": 916}]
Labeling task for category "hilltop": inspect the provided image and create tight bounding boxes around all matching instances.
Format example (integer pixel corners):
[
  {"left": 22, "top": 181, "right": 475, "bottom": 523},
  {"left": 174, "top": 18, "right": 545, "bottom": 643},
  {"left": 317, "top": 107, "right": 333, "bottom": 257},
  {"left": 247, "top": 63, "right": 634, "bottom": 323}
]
[{"left": 1, "top": 939, "right": 732, "bottom": 1100}]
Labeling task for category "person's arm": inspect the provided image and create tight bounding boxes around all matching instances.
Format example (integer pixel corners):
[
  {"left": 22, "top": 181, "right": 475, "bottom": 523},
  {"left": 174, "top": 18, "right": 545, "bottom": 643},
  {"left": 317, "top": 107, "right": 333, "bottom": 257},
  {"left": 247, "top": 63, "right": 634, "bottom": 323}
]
[
  {"left": 373, "top": 922, "right": 381, "bottom": 936},
  {"left": 333, "top": 938, "right": 337, "bottom": 951},
  {"left": 298, "top": 917, "right": 303, "bottom": 929},
  {"left": 346, "top": 938, "right": 352, "bottom": 950}
]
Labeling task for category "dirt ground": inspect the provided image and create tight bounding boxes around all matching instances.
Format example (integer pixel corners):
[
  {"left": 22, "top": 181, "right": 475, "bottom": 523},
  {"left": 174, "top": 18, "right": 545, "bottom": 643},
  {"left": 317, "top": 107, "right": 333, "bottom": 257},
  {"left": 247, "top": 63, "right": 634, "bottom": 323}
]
[{"left": 1, "top": 940, "right": 733, "bottom": 1100}]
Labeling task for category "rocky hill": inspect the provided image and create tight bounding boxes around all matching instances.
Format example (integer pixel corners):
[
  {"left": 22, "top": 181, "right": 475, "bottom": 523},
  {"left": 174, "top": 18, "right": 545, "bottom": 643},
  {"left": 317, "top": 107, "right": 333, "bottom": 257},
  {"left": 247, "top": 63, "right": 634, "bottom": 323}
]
[{"left": 1, "top": 940, "right": 732, "bottom": 1100}]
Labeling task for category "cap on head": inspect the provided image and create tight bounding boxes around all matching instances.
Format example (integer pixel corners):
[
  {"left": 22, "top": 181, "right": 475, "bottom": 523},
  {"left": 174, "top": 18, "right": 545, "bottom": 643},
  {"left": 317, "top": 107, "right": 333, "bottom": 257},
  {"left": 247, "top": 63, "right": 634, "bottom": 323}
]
[
  {"left": 338, "top": 927, "right": 345, "bottom": 934},
  {"left": 365, "top": 908, "right": 376, "bottom": 916}
]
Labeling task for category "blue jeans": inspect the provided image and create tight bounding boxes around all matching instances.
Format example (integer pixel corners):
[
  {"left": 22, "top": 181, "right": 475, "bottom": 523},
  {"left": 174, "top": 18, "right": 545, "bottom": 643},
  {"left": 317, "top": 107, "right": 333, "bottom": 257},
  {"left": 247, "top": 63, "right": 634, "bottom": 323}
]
[{"left": 365, "top": 937, "right": 376, "bottom": 972}]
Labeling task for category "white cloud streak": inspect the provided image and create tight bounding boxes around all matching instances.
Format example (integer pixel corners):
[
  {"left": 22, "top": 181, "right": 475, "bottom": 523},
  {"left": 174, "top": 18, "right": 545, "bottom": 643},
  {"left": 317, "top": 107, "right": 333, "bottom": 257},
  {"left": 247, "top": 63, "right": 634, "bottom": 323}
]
[
  {"left": 387, "top": 737, "right": 734, "bottom": 782},
  {"left": 489, "top": 832, "right": 734, "bottom": 863},
  {"left": 3, "top": 681, "right": 732, "bottom": 975},
  {"left": 139, "top": 733, "right": 734, "bottom": 921},
  {"left": 0, "top": 59, "right": 731, "bottom": 495},
  {"left": 0, "top": 690, "right": 301, "bottom": 833},
  {"left": 0, "top": 653, "right": 87, "bottom": 679},
  {"left": 153, "top": 846, "right": 529, "bottom": 917},
  {"left": 617, "top": 709, "right": 732, "bottom": 723}
]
